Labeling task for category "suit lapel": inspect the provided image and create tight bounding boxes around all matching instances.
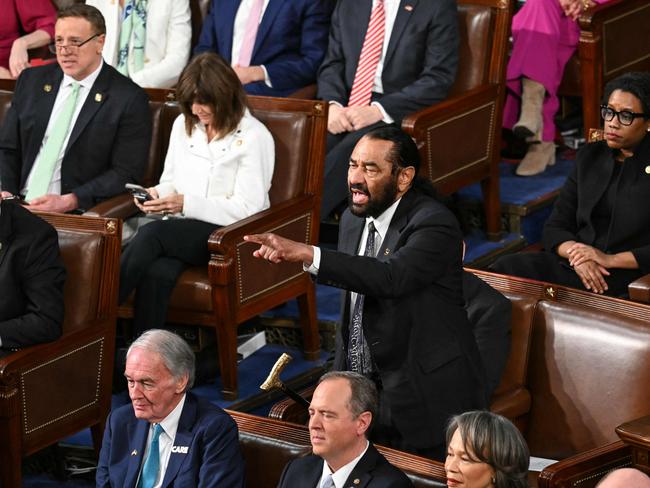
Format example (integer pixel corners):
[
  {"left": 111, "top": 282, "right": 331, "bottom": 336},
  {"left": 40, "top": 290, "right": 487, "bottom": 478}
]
[
  {"left": 384, "top": 0, "right": 419, "bottom": 67},
  {"left": 340, "top": 214, "right": 365, "bottom": 256},
  {"left": 342, "top": 445, "right": 381, "bottom": 488},
  {"left": 124, "top": 418, "right": 149, "bottom": 488},
  {"left": 376, "top": 194, "right": 414, "bottom": 261},
  {"left": 66, "top": 64, "right": 110, "bottom": 152},
  {"left": 220, "top": 0, "right": 242, "bottom": 63},
  {"left": 161, "top": 395, "right": 197, "bottom": 488},
  {"left": 252, "top": 0, "right": 285, "bottom": 61},
  {"left": 31, "top": 69, "right": 63, "bottom": 164}
]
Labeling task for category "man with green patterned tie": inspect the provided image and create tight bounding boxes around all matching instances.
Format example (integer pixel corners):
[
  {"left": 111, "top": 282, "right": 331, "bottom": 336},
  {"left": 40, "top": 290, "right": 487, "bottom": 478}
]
[
  {"left": 0, "top": 4, "right": 150, "bottom": 213},
  {"left": 96, "top": 329, "right": 246, "bottom": 487}
]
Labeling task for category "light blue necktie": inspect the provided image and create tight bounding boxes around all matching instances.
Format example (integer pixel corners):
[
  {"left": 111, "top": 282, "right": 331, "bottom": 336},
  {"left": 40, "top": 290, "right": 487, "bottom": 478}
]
[
  {"left": 320, "top": 474, "right": 335, "bottom": 488},
  {"left": 138, "top": 423, "right": 163, "bottom": 488}
]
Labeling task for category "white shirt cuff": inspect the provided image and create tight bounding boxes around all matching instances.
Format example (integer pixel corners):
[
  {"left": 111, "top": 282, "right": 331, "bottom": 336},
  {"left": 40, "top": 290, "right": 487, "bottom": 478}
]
[
  {"left": 371, "top": 102, "right": 394, "bottom": 124},
  {"left": 260, "top": 65, "right": 273, "bottom": 88},
  {"left": 303, "top": 246, "right": 320, "bottom": 275}
]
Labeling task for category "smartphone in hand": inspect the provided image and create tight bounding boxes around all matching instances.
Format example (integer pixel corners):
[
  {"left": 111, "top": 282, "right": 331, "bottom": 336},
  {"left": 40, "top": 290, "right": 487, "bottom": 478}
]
[{"left": 125, "top": 183, "right": 153, "bottom": 203}]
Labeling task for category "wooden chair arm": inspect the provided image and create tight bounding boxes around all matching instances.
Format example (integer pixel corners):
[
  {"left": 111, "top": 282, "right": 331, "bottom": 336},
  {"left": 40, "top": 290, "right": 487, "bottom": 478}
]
[
  {"left": 84, "top": 193, "right": 138, "bottom": 219},
  {"left": 402, "top": 83, "right": 500, "bottom": 136},
  {"left": 578, "top": 0, "right": 647, "bottom": 30},
  {"left": 628, "top": 274, "right": 650, "bottom": 304},
  {"left": 538, "top": 441, "right": 631, "bottom": 488},
  {"left": 207, "top": 195, "right": 316, "bottom": 255}
]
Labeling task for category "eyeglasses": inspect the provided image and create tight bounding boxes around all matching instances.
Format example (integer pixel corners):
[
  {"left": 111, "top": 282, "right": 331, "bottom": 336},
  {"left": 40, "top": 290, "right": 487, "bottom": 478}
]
[
  {"left": 49, "top": 34, "right": 99, "bottom": 54},
  {"left": 600, "top": 105, "right": 649, "bottom": 126}
]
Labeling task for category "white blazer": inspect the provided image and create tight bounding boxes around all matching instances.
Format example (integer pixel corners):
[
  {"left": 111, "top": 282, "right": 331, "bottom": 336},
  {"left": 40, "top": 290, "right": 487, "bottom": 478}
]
[
  {"left": 155, "top": 110, "right": 275, "bottom": 226},
  {"left": 87, "top": 0, "right": 191, "bottom": 88}
]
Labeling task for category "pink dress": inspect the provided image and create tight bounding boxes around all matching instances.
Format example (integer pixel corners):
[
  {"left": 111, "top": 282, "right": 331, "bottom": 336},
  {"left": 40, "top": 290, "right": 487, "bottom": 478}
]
[
  {"left": 0, "top": 0, "right": 56, "bottom": 69},
  {"left": 503, "top": 0, "right": 610, "bottom": 142}
]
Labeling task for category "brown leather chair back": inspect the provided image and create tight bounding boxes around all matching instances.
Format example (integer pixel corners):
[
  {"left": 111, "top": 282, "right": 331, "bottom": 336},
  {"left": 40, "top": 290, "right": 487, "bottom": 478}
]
[
  {"left": 525, "top": 301, "right": 650, "bottom": 459},
  {"left": 58, "top": 229, "right": 105, "bottom": 333},
  {"left": 449, "top": 3, "right": 494, "bottom": 98},
  {"left": 251, "top": 108, "right": 310, "bottom": 204}
]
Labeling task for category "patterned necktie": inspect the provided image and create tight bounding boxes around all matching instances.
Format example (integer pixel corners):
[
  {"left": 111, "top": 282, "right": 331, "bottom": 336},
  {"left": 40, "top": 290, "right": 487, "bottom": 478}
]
[
  {"left": 117, "top": 0, "right": 148, "bottom": 76},
  {"left": 320, "top": 474, "right": 335, "bottom": 488},
  {"left": 25, "top": 82, "right": 80, "bottom": 202},
  {"left": 347, "top": 221, "right": 377, "bottom": 374},
  {"left": 348, "top": 0, "right": 386, "bottom": 107},
  {"left": 238, "top": 0, "right": 265, "bottom": 67},
  {"left": 138, "top": 423, "right": 163, "bottom": 488}
]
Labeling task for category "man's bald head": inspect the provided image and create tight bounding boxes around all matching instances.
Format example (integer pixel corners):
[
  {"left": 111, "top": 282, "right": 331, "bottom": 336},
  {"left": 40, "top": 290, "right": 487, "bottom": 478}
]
[{"left": 597, "top": 468, "right": 650, "bottom": 488}]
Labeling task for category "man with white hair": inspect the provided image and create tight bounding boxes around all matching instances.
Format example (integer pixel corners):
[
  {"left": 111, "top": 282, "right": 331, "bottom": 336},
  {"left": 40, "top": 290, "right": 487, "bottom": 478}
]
[{"left": 96, "top": 329, "right": 245, "bottom": 488}]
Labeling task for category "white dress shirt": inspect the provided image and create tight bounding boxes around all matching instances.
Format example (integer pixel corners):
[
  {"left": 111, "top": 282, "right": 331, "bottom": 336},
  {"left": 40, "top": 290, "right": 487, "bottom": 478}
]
[
  {"left": 231, "top": 0, "right": 272, "bottom": 86},
  {"left": 318, "top": 441, "right": 370, "bottom": 488},
  {"left": 138, "top": 394, "right": 186, "bottom": 488},
  {"left": 22, "top": 61, "right": 104, "bottom": 198}
]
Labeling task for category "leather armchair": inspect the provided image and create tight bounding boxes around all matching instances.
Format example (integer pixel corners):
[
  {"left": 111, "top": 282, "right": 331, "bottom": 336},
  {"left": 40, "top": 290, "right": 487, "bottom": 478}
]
[
  {"left": 0, "top": 212, "right": 120, "bottom": 488},
  {"left": 119, "top": 92, "right": 328, "bottom": 400},
  {"left": 559, "top": 0, "right": 650, "bottom": 135},
  {"left": 402, "top": 0, "right": 512, "bottom": 240}
]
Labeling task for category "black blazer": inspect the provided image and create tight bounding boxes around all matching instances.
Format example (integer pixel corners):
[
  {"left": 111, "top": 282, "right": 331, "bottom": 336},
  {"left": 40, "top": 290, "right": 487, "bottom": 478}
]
[
  {"left": 0, "top": 199, "right": 65, "bottom": 353},
  {"left": 317, "top": 0, "right": 459, "bottom": 122},
  {"left": 0, "top": 62, "right": 151, "bottom": 210},
  {"left": 317, "top": 189, "right": 486, "bottom": 448},
  {"left": 277, "top": 444, "right": 413, "bottom": 488},
  {"left": 543, "top": 134, "right": 650, "bottom": 273}
]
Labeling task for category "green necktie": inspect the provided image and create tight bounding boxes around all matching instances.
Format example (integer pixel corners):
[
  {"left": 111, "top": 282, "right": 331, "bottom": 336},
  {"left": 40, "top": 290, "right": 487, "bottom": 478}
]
[{"left": 26, "top": 82, "right": 80, "bottom": 201}]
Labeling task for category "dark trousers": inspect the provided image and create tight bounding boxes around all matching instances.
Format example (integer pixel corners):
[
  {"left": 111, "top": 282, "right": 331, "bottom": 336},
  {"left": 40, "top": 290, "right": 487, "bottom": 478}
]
[
  {"left": 119, "top": 219, "right": 219, "bottom": 336},
  {"left": 320, "top": 121, "right": 396, "bottom": 219},
  {"left": 491, "top": 251, "right": 643, "bottom": 297}
]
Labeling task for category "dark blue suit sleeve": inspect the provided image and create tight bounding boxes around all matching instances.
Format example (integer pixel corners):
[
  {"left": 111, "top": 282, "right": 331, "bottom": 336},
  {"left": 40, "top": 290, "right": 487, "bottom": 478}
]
[
  {"left": 194, "top": 0, "right": 219, "bottom": 55},
  {"left": 96, "top": 411, "right": 114, "bottom": 488},
  {"left": 198, "top": 413, "right": 246, "bottom": 488},
  {"left": 262, "top": 0, "right": 333, "bottom": 92}
]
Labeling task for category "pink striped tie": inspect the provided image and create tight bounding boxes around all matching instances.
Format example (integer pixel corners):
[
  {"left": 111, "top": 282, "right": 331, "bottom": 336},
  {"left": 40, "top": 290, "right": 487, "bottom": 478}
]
[
  {"left": 238, "top": 0, "right": 265, "bottom": 67},
  {"left": 348, "top": 0, "right": 386, "bottom": 107}
]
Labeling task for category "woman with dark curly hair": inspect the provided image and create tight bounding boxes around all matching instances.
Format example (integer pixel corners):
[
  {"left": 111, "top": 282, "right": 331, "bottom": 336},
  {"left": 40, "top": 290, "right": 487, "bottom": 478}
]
[{"left": 445, "top": 411, "right": 529, "bottom": 488}]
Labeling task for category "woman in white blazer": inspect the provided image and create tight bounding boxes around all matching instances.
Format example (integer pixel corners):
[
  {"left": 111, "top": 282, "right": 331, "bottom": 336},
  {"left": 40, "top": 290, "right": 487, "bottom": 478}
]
[
  {"left": 87, "top": 0, "right": 191, "bottom": 88},
  {"left": 119, "top": 53, "right": 275, "bottom": 335}
]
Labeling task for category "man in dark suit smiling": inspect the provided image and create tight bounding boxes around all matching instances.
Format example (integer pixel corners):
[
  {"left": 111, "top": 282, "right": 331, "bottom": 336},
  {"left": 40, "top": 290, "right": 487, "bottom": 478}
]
[
  {"left": 0, "top": 4, "right": 150, "bottom": 213},
  {"left": 246, "top": 127, "right": 485, "bottom": 459}
]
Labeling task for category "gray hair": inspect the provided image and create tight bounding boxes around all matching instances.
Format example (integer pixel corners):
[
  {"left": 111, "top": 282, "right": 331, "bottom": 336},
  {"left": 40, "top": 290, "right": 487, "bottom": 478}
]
[
  {"left": 127, "top": 329, "right": 195, "bottom": 390},
  {"left": 319, "top": 371, "right": 378, "bottom": 429},
  {"left": 446, "top": 411, "right": 529, "bottom": 488}
]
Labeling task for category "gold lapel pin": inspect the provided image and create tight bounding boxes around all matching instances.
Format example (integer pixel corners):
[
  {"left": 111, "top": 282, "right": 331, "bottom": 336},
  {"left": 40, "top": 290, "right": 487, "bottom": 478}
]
[
  {"left": 131, "top": 449, "right": 138, "bottom": 456},
  {"left": 236, "top": 139, "right": 243, "bottom": 146},
  {"left": 384, "top": 248, "right": 390, "bottom": 255},
  {"left": 44, "top": 84, "right": 52, "bottom": 92},
  {"left": 645, "top": 165, "right": 650, "bottom": 174},
  {"left": 405, "top": 4, "right": 413, "bottom": 11},
  {"left": 353, "top": 479, "right": 361, "bottom": 485},
  {"left": 95, "top": 93, "right": 103, "bottom": 102}
]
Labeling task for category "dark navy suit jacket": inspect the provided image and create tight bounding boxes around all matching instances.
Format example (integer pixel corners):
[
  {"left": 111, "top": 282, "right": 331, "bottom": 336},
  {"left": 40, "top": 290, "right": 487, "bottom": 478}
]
[
  {"left": 194, "top": 0, "right": 333, "bottom": 97},
  {"left": 96, "top": 392, "right": 245, "bottom": 488}
]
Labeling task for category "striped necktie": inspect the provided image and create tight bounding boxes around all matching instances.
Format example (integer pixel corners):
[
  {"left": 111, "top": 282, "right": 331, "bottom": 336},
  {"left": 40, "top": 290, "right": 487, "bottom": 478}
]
[
  {"left": 25, "top": 82, "right": 80, "bottom": 202},
  {"left": 348, "top": 0, "right": 386, "bottom": 107}
]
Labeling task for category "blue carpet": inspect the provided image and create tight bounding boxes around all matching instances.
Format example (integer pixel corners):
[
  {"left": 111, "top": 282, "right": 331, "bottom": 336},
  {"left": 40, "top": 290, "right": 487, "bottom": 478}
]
[
  {"left": 458, "top": 158, "right": 574, "bottom": 206},
  {"left": 261, "top": 284, "right": 341, "bottom": 322},
  {"left": 463, "top": 231, "right": 522, "bottom": 264}
]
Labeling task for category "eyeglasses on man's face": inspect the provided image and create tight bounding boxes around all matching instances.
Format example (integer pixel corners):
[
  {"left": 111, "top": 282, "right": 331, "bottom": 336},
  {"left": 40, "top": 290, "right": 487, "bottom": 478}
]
[
  {"left": 49, "top": 34, "right": 99, "bottom": 55},
  {"left": 600, "top": 105, "right": 649, "bottom": 126}
]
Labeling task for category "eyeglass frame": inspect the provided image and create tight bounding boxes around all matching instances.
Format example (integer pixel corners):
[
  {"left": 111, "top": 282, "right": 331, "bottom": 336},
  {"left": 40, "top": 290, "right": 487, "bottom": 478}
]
[
  {"left": 48, "top": 33, "right": 100, "bottom": 55},
  {"left": 600, "top": 105, "right": 649, "bottom": 126}
]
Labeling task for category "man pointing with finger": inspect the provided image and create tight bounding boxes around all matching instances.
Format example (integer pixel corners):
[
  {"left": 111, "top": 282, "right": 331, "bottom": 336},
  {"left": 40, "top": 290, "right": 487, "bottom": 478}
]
[{"left": 245, "top": 126, "right": 485, "bottom": 460}]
